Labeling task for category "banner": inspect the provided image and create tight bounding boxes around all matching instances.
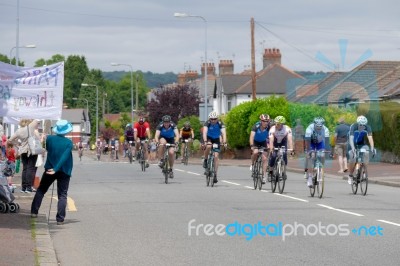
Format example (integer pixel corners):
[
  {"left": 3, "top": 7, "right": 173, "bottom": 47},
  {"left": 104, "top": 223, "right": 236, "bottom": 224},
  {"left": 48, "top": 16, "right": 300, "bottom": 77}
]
[{"left": 0, "top": 61, "right": 64, "bottom": 120}]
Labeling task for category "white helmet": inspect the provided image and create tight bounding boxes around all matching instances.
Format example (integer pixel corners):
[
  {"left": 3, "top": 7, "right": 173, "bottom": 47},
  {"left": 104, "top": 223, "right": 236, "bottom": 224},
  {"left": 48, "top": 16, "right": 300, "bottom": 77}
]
[
  {"left": 357, "top": 115, "right": 368, "bottom": 125},
  {"left": 208, "top": 111, "right": 218, "bottom": 119}
]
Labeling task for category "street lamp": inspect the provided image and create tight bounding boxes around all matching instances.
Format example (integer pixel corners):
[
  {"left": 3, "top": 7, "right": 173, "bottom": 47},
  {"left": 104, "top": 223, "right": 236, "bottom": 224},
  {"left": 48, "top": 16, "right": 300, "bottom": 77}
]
[
  {"left": 9, "top": 44, "right": 36, "bottom": 65},
  {"left": 174, "top": 12, "right": 208, "bottom": 121},
  {"left": 81, "top": 83, "right": 98, "bottom": 142},
  {"left": 111, "top": 63, "right": 136, "bottom": 125}
]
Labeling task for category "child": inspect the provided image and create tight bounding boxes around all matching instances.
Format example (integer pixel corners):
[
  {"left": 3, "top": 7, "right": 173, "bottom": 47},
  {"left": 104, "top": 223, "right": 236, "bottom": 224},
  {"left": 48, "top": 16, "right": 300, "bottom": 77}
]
[{"left": 5, "top": 142, "right": 16, "bottom": 192}]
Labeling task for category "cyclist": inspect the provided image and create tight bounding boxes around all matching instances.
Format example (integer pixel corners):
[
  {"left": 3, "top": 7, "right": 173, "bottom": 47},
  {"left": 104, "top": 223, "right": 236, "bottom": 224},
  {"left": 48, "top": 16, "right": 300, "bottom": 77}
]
[
  {"left": 179, "top": 121, "right": 194, "bottom": 163},
  {"left": 202, "top": 111, "right": 227, "bottom": 184},
  {"left": 134, "top": 116, "right": 151, "bottom": 168},
  {"left": 347, "top": 115, "right": 375, "bottom": 185},
  {"left": 155, "top": 115, "right": 180, "bottom": 178},
  {"left": 304, "top": 117, "right": 330, "bottom": 188},
  {"left": 77, "top": 138, "right": 84, "bottom": 160},
  {"left": 124, "top": 123, "right": 135, "bottom": 161},
  {"left": 268, "top": 116, "right": 293, "bottom": 181},
  {"left": 249, "top": 114, "right": 272, "bottom": 184}
]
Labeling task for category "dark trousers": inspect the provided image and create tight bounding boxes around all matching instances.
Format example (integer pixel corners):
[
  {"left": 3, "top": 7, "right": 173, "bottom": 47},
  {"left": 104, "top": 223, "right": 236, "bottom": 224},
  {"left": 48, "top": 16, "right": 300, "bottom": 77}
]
[
  {"left": 20, "top": 153, "right": 38, "bottom": 190},
  {"left": 31, "top": 171, "right": 71, "bottom": 222}
]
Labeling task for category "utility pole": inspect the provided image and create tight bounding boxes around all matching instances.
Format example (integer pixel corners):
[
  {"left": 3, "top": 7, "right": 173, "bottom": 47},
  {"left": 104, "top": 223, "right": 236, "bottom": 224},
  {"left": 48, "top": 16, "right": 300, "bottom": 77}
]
[{"left": 251, "top": 17, "right": 257, "bottom": 101}]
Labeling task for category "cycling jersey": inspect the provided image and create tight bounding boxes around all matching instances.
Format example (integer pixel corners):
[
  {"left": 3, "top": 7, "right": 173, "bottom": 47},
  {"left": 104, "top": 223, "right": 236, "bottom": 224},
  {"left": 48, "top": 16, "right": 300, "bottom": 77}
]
[
  {"left": 204, "top": 120, "right": 224, "bottom": 139},
  {"left": 134, "top": 122, "right": 150, "bottom": 139},
  {"left": 251, "top": 121, "right": 270, "bottom": 143},
  {"left": 349, "top": 123, "right": 372, "bottom": 146},
  {"left": 180, "top": 127, "right": 193, "bottom": 139},
  {"left": 157, "top": 122, "right": 177, "bottom": 139},
  {"left": 305, "top": 124, "right": 329, "bottom": 150},
  {"left": 125, "top": 128, "right": 134, "bottom": 141},
  {"left": 269, "top": 125, "right": 292, "bottom": 147}
]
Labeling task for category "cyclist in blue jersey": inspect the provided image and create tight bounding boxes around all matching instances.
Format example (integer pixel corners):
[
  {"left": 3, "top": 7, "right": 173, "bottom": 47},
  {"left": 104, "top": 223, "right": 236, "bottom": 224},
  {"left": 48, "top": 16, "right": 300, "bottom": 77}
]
[
  {"left": 154, "top": 115, "right": 180, "bottom": 178},
  {"left": 124, "top": 123, "right": 136, "bottom": 161},
  {"left": 304, "top": 117, "right": 330, "bottom": 188},
  {"left": 347, "top": 115, "right": 375, "bottom": 185},
  {"left": 249, "top": 114, "right": 272, "bottom": 184},
  {"left": 202, "top": 111, "right": 227, "bottom": 183}
]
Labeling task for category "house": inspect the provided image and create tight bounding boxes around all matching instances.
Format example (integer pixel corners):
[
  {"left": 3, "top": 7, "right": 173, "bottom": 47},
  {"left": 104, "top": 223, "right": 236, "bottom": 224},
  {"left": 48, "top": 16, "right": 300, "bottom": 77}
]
[{"left": 61, "top": 108, "right": 90, "bottom": 145}]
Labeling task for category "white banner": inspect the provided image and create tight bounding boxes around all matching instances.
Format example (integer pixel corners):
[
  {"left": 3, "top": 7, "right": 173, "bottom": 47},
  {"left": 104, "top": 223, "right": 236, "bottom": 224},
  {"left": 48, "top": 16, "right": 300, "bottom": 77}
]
[{"left": 0, "top": 61, "right": 64, "bottom": 120}]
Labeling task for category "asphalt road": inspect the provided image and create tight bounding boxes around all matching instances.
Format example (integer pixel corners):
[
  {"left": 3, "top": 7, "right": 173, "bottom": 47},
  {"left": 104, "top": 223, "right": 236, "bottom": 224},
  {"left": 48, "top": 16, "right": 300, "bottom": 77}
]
[{"left": 42, "top": 153, "right": 400, "bottom": 266}]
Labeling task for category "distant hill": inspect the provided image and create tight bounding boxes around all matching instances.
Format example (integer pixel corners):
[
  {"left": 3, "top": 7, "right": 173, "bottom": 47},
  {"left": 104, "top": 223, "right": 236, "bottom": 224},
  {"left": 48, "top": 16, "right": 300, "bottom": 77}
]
[{"left": 102, "top": 71, "right": 178, "bottom": 88}]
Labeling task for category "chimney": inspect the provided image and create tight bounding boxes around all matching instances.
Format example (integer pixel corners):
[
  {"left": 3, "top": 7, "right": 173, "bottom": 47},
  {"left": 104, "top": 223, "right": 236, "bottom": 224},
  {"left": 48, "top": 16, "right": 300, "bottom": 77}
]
[
  {"left": 263, "top": 48, "right": 281, "bottom": 68},
  {"left": 177, "top": 73, "right": 186, "bottom": 85},
  {"left": 201, "top": 62, "right": 216, "bottom": 77},
  {"left": 177, "top": 70, "right": 199, "bottom": 85},
  {"left": 218, "top": 60, "right": 234, "bottom": 75}
]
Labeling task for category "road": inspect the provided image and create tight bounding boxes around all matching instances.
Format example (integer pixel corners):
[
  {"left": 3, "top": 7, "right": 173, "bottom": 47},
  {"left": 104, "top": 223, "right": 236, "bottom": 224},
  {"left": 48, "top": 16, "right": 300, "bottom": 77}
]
[{"left": 41, "top": 152, "right": 400, "bottom": 266}]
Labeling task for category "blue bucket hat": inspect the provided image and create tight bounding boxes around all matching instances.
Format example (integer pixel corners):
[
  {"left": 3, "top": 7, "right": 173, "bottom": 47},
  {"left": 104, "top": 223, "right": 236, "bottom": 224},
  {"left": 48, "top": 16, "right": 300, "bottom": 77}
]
[{"left": 53, "top": 120, "right": 73, "bottom": 135}]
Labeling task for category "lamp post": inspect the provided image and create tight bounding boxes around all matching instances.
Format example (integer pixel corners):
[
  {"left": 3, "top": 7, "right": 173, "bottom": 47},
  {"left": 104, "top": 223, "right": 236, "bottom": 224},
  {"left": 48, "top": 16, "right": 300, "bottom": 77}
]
[
  {"left": 9, "top": 44, "right": 36, "bottom": 65},
  {"left": 81, "top": 84, "right": 98, "bottom": 142},
  {"left": 174, "top": 12, "right": 208, "bottom": 121},
  {"left": 111, "top": 63, "right": 136, "bottom": 125}
]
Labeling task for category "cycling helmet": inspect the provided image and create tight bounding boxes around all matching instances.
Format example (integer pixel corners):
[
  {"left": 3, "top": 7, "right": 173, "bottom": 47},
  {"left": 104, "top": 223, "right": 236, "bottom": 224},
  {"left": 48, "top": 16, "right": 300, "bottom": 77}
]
[
  {"left": 126, "top": 123, "right": 132, "bottom": 128},
  {"left": 274, "top": 116, "right": 286, "bottom": 124},
  {"left": 259, "top": 114, "right": 270, "bottom": 121},
  {"left": 162, "top": 115, "right": 171, "bottom": 122},
  {"left": 184, "top": 121, "right": 190, "bottom": 127},
  {"left": 139, "top": 117, "right": 145, "bottom": 124},
  {"left": 357, "top": 115, "right": 368, "bottom": 125},
  {"left": 208, "top": 111, "right": 218, "bottom": 119},
  {"left": 313, "top": 117, "right": 325, "bottom": 127}
]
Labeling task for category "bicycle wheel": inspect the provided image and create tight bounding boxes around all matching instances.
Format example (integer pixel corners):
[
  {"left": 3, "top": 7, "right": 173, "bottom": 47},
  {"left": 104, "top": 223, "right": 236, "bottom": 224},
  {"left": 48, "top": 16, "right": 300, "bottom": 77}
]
[
  {"left": 277, "top": 160, "right": 285, "bottom": 194},
  {"left": 317, "top": 167, "right": 324, "bottom": 198},
  {"left": 183, "top": 146, "right": 189, "bottom": 165},
  {"left": 359, "top": 164, "right": 368, "bottom": 196},
  {"left": 128, "top": 150, "right": 133, "bottom": 164},
  {"left": 209, "top": 156, "right": 215, "bottom": 187},
  {"left": 252, "top": 161, "right": 258, "bottom": 190},
  {"left": 309, "top": 172, "right": 316, "bottom": 197},
  {"left": 163, "top": 155, "right": 169, "bottom": 184},
  {"left": 256, "top": 159, "right": 263, "bottom": 190},
  {"left": 271, "top": 165, "right": 277, "bottom": 193},
  {"left": 351, "top": 170, "right": 359, "bottom": 194},
  {"left": 139, "top": 150, "right": 145, "bottom": 172}
]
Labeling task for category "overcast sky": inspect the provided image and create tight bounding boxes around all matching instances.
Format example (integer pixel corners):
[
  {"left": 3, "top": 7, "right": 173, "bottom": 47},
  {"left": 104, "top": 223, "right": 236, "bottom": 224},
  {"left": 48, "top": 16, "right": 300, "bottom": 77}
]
[{"left": 1, "top": 0, "right": 399, "bottom": 74}]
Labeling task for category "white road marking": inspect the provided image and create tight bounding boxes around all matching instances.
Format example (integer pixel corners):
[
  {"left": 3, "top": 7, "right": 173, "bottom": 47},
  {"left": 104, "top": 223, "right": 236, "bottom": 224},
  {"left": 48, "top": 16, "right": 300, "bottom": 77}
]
[
  {"left": 274, "top": 193, "right": 309, "bottom": 202},
  {"left": 244, "top": 186, "right": 254, "bottom": 189},
  {"left": 317, "top": 204, "right": 363, "bottom": 217},
  {"left": 222, "top": 180, "right": 241, "bottom": 186},
  {"left": 377, "top": 219, "right": 400, "bottom": 227},
  {"left": 187, "top": 171, "right": 201, "bottom": 175},
  {"left": 175, "top": 169, "right": 185, "bottom": 172}
]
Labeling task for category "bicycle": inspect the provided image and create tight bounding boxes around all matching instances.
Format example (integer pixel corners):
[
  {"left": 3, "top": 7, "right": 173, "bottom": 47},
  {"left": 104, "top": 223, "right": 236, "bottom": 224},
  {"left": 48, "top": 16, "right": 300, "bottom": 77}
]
[
  {"left": 137, "top": 139, "right": 148, "bottom": 172},
  {"left": 181, "top": 139, "right": 191, "bottom": 166},
  {"left": 126, "top": 141, "right": 134, "bottom": 164},
  {"left": 96, "top": 145, "right": 101, "bottom": 161},
  {"left": 110, "top": 145, "right": 116, "bottom": 161},
  {"left": 78, "top": 148, "right": 83, "bottom": 161},
  {"left": 270, "top": 147, "right": 290, "bottom": 194},
  {"left": 351, "top": 147, "right": 369, "bottom": 196},
  {"left": 308, "top": 150, "right": 328, "bottom": 198},
  {"left": 252, "top": 146, "right": 266, "bottom": 190},
  {"left": 205, "top": 143, "right": 220, "bottom": 187},
  {"left": 160, "top": 143, "right": 175, "bottom": 184}
]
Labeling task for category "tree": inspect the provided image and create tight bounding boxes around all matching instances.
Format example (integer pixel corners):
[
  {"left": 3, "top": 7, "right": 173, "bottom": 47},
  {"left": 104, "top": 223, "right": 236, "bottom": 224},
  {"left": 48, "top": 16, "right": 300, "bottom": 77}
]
[
  {"left": 146, "top": 84, "right": 200, "bottom": 129},
  {"left": 34, "top": 54, "right": 65, "bottom": 67}
]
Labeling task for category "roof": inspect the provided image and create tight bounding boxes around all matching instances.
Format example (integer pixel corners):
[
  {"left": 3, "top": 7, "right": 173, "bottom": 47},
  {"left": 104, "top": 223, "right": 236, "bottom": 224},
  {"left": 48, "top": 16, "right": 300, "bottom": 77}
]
[{"left": 61, "top": 109, "right": 87, "bottom": 123}]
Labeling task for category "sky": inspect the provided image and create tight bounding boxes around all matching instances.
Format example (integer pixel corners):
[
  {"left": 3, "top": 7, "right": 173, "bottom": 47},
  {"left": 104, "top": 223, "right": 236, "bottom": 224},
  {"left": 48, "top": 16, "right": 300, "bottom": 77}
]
[{"left": 1, "top": 0, "right": 399, "bottom": 74}]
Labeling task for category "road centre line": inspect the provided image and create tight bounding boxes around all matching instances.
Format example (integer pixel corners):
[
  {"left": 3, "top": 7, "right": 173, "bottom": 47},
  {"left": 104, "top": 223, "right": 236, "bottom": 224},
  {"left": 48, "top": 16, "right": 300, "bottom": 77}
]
[
  {"left": 175, "top": 169, "right": 185, "bottom": 172},
  {"left": 187, "top": 171, "right": 201, "bottom": 175},
  {"left": 244, "top": 186, "right": 254, "bottom": 189},
  {"left": 317, "top": 204, "right": 363, "bottom": 217},
  {"left": 377, "top": 219, "right": 400, "bottom": 227},
  {"left": 222, "top": 180, "right": 241, "bottom": 186},
  {"left": 273, "top": 193, "right": 309, "bottom": 202}
]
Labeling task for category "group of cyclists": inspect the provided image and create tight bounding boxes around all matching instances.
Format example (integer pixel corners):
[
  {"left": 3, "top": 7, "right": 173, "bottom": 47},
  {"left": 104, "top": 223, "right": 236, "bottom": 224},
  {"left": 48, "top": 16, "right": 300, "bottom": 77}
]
[{"left": 91, "top": 111, "right": 375, "bottom": 189}]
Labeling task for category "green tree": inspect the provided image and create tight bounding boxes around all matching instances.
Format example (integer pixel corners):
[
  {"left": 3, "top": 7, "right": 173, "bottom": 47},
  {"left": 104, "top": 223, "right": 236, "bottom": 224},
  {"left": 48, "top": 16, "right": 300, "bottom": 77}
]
[{"left": 34, "top": 54, "right": 65, "bottom": 67}]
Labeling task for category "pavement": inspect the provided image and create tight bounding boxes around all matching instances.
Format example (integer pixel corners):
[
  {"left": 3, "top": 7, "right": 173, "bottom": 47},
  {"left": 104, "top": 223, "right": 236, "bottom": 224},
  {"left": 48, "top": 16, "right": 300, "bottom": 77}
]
[{"left": 0, "top": 151, "right": 399, "bottom": 266}]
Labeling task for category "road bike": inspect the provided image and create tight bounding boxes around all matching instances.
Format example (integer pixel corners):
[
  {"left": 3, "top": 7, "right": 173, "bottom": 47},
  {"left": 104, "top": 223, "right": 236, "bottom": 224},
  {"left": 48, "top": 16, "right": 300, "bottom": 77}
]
[
  {"left": 126, "top": 141, "right": 134, "bottom": 164},
  {"left": 270, "top": 146, "right": 290, "bottom": 194},
  {"left": 137, "top": 139, "right": 148, "bottom": 172},
  {"left": 308, "top": 150, "right": 328, "bottom": 198},
  {"left": 252, "top": 146, "right": 266, "bottom": 190},
  {"left": 181, "top": 139, "right": 191, "bottom": 166},
  {"left": 351, "top": 147, "right": 369, "bottom": 196},
  {"left": 205, "top": 143, "right": 220, "bottom": 187},
  {"left": 160, "top": 143, "right": 175, "bottom": 184}
]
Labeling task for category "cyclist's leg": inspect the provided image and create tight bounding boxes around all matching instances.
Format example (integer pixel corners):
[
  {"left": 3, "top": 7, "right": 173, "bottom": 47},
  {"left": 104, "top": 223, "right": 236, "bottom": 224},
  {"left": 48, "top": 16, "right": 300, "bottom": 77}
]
[
  {"left": 203, "top": 140, "right": 211, "bottom": 168},
  {"left": 158, "top": 138, "right": 166, "bottom": 166},
  {"left": 181, "top": 141, "right": 186, "bottom": 161}
]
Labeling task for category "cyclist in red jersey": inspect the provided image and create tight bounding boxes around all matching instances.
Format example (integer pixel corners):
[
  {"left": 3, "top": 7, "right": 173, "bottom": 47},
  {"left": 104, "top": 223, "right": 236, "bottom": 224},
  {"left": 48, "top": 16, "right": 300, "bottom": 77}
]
[{"left": 134, "top": 117, "right": 151, "bottom": 167}]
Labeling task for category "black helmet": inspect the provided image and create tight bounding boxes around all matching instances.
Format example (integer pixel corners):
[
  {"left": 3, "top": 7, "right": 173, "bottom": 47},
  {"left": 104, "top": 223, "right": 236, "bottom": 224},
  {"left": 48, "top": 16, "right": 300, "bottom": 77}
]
[{"left": 162, "top": 115, "right": 171, "bottom": 122}]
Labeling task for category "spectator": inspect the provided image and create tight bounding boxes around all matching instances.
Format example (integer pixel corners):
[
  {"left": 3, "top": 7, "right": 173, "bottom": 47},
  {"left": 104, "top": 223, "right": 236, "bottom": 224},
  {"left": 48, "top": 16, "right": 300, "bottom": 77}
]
[{"left": 334, "top": 117, "right": 350, "bottom": 173}]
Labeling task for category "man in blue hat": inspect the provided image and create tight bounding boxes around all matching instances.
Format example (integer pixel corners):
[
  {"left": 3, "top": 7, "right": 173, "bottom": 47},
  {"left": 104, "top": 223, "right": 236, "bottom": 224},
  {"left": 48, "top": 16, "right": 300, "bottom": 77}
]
[{"left": 31, "top": 119, "right": 73, "bottom": 225}]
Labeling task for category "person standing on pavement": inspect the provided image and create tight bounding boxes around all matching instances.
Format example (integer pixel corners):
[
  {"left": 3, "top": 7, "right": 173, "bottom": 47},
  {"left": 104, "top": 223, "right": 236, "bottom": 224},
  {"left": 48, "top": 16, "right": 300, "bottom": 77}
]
[
  {"left": 31, "top": 120, "right": 73, "bottom": 225},
  {"left": 333, "top": 117, "right": 350, "bottom": 173},
  {"left": 8, "top": 119, "right": 40, "bottom": 193}
]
